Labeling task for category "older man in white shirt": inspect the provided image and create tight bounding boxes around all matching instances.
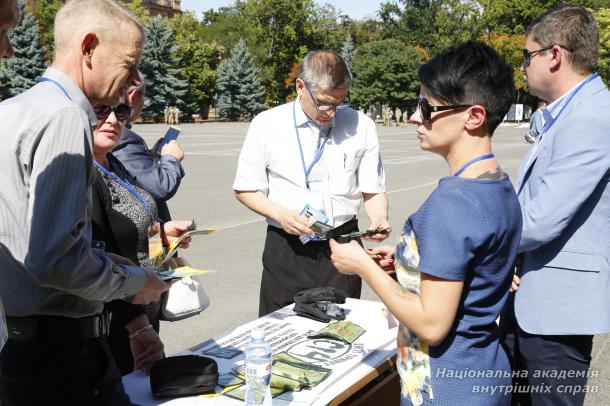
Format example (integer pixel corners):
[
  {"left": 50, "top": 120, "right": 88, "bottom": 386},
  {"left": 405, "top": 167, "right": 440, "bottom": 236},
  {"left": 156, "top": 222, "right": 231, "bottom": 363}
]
[
  {"left": 0, "top": 0, "right": 19, "bottom": 355},
  {"left": 234, "top": 50, "right": 390, "bottom": 316},
  {"left": 0, "top": 1, "right": 168, "bottom": 404}
]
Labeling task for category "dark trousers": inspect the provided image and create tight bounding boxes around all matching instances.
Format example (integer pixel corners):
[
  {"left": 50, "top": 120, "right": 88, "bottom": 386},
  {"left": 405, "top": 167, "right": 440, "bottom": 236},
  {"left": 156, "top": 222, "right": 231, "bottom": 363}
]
[
  {"left": 500, "top": 297, "right": 593, "bottom": 406},
  {"left": 0, "top": 337, "right": 133, "bottom": 406},
  {"left": 259, "top": 225, "right": 362, "bottom": 317}
]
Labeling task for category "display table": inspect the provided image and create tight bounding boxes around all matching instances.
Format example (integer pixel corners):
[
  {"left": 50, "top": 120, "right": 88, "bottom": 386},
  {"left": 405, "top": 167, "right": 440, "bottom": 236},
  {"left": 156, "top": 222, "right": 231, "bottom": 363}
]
[{"left": 123, "top": 298, "right": 399, "bottom": 405}]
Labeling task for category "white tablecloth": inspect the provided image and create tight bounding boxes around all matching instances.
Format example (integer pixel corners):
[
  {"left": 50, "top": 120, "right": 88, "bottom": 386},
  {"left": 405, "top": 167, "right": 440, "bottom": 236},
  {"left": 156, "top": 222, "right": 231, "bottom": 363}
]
[{"left": 123, "top": 298, "right": 398, "bottom": 405}]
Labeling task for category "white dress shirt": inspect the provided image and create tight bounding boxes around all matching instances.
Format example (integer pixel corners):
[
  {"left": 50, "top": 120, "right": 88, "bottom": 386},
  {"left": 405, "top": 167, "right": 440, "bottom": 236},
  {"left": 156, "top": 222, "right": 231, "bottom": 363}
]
[{"left": 233, "top": 99, "right": 385, "bottom": 228}]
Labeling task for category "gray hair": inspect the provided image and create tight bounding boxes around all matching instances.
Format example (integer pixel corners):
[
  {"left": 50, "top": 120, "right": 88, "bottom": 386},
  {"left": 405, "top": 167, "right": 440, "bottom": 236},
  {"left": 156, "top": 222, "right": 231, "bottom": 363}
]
[
  {"left": 526, "top": 6, "right": 599, "bottom": 75},
  {"left": 298, "top": 50, "right": 352, "bottom": 92},
  {"left": 54, "top": 0, "right": 143, "bottom": 53}
]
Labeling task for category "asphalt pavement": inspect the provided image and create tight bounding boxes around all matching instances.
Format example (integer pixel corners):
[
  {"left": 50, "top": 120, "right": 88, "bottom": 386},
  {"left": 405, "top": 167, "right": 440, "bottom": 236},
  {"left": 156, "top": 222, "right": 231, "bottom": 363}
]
[{"left": 130, "top": 121, "right": 608, "bottom": 404}]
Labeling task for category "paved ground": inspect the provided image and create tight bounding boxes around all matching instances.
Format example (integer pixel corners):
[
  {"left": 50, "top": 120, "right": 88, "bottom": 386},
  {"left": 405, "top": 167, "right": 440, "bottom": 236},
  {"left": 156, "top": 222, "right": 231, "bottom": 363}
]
[{"left": 130, "top": 121, "right": 608, "bottom": 403}]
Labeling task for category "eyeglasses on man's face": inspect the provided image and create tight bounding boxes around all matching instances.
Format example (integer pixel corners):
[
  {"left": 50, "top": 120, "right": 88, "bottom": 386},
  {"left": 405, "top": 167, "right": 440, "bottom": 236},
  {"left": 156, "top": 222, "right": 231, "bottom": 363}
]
[
  {"left": 94, "top": 103, "right": 132, "bottom": 122},
  {"left": 522, "top": 45, "right": 573, "bottom": 67},
  {"left": 416, "top": 96, "right": 472, "bottom": 123},
  {"left": 305, "top": 85, "right": 349, "bottom": 112}
]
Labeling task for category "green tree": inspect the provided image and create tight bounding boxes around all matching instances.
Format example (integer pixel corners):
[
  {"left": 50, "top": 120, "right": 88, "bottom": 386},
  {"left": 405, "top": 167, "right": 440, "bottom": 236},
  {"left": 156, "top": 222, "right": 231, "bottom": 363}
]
[
  {"left": 433, "top": 0, "right": 482, "bottom": 53},
  {"left": 478, "top": 0, "right": 605, "bottom": 36},
  {"left": 28, "top": 0, "right": 62, "bottom": 62},
  {"left": 240, "top": 0, "right": 316, "bottom": 104},
  {"left": 594, "top": 8, "right": 610, "bottom": 85},
  {"left": 140, "top": 16, "right": 189, "bottom": 121},
  {"left": 201, "top": 6, "right": 252, "bottom": 49},
  {"left": 352, "top": 18, "right": 383, "bottom": 45},
  {"left": 379, "top": 0, "right": 442, "bottom": 53},
  {"left": 0, "top": 1, "right": 46, "bottom": 98},
  {"left": 168, "top": 12, "right": 222, "bottom": 118},
  {"left": 216, "top": 38, "right": 265, "bottom": 121},
  {"left": 309, "top": 3, "right": 351, "bottom": 51},
  {"left": 350, "top": 39, "right": 424, "bottom": 109},
  {"left": 485, "top": 33, "right": 528, "bottom": 101},
  {"left": 119, "top": 0, "right": 150, "bottom": 23},
  {"left": 341, "top": 34, "right": 355, "bottom": 67}
]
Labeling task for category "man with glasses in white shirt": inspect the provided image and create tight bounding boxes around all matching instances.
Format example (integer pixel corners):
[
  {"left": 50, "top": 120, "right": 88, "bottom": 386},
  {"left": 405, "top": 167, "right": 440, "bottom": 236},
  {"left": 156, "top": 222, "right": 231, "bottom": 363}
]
[{"left": 234, "top": 50, "right": 390, "bottom": 316}]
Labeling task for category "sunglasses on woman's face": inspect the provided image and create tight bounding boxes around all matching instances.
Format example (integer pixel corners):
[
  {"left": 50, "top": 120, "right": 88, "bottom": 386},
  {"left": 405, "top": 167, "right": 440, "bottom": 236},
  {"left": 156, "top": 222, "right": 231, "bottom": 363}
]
[
  {"left": 417, "top": 96, "right": 472, "bottom": 123},
  {"left": 94, "top": 103, "right": 132, "bottom": 122}
]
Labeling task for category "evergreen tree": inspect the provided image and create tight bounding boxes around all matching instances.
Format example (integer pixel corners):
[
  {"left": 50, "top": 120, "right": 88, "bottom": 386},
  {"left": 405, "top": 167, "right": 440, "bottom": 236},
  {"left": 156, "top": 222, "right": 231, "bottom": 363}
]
[
  {"left": 341, "top": 34, "right": 355, "bottom": 67},
  {"left": 140, "top": 16, "right": 189, "bottom": 121},
  {"left": 216, "top": 38, "right": 264, "bottom": 121},
  {"left": 0, "top": 0, "right": 46, "bottom": 98}
]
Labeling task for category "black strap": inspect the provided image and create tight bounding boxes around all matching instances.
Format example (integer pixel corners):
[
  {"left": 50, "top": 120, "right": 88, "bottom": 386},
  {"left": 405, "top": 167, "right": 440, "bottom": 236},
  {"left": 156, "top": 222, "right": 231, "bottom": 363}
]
[{"left": 6, "top": 314, "right": 110, "bottom": 342}]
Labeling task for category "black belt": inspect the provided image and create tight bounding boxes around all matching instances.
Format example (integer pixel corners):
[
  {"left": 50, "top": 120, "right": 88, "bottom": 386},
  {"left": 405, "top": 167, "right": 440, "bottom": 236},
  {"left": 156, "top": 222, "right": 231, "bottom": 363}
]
[
  {"left": 268, "top": 217, "right": 358, "bottom": 242},
  {"left": 324, "top": 217, "right": 358, "bottom": 240},
  {"left": 6, "top": 313, "right": 110, "bottom": 342}
]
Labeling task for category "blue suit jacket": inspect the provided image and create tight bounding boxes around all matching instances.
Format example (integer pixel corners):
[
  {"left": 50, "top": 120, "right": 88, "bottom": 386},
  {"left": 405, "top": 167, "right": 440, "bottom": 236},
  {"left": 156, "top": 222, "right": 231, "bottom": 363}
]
[
  {"left": 113, "top": 127, "right": 184, "bottom": 222},
  {"left": 515, "top": 75, "right": 610, "bottom": 335}
]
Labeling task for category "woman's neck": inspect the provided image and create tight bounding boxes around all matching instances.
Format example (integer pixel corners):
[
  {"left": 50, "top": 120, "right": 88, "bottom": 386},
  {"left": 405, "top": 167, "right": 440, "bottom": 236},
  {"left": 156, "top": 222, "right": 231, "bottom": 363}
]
[
  {"left": 93, "top": 151, "right": 110, "bottom": 169},
  {"left": 445, "top": 135, "right": 494, "bottom": 177}
]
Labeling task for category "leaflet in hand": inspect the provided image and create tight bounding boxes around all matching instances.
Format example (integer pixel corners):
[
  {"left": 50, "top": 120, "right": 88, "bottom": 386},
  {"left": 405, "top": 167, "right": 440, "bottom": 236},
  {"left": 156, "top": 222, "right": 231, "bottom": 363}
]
[
  {"left": 157, "top": 266, "right": 215, "bottom": 281},
  {"left": 149, "top": 228, "right": 220, "bottom": 262},
  {"left": 299, "top": 204, "right": 332, "bottom": 244}
]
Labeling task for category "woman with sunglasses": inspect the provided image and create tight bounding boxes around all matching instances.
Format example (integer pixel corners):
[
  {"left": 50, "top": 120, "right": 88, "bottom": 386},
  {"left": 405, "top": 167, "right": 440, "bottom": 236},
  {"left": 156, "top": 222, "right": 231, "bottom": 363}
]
[
  {"left": 330, "top": 42, "right": 522, "bottom": 405},
  {"left": 91, "top": 103, "right": 193, "bottom": 375}
]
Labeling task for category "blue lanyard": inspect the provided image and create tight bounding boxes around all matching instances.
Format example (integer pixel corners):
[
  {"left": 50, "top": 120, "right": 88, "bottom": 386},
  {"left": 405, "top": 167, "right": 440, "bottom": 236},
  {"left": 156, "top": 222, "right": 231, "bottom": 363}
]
[
  {"left": 453, "top": 153, "right": 495, "bottom": 177},
  {"left": 539, "top": 73, "right": 599, "bottom": 142},
  {"left": 36, "top": 77, "right": 72, "bottom": 101},
  {"left": 293, "top": 101, "right": 333, "bottom": 189},
  {"left": 93, "top": 160, "right": 156, "bottom": 222}
]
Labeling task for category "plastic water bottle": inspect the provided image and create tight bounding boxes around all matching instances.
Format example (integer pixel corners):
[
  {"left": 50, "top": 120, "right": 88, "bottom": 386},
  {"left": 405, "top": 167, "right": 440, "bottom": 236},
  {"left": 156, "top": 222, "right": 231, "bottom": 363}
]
[{"left": 245, "top": 328, "right": 272, "bottom": 406}]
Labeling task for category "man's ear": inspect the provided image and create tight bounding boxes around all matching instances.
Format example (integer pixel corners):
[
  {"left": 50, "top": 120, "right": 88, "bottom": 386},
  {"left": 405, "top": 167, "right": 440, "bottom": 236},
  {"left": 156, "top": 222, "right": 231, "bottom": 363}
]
[
  {"left": 82, "top": 33, "right": 98, "bottom": 67},
  {"left": 295, "top": 78, "right": 304, "bottom": 97},
  {"left": 549, "top": 45, "right": 563, "bottom": 71},
  {"left": 464, "top": 105, "right": 486, "bottom": 132}
]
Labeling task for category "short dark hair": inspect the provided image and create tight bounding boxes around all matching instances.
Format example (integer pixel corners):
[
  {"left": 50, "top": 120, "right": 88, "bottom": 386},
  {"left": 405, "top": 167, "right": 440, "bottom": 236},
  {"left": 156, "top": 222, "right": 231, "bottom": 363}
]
[
  {"left": 418, "top": 41, "right": 514, "bottom": 135},
  {"left": 526, "top": 6, "right": 598, "bottom": 75}
]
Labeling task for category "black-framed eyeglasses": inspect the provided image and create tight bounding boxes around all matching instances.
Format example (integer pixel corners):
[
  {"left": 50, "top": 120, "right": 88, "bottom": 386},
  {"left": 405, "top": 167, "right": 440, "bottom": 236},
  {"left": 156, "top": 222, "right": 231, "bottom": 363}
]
[
  {"left": 305, "top": 85, "right": 349, "bottom": 112},
  {"left": 522, "top": 45, "right": 573, "bottom": 67},
  {"left": 417, "top": 96, "right": 472, "bottom": 123},
  {"left": 94, "top": 103, "right": 132, "bottom": 122}
]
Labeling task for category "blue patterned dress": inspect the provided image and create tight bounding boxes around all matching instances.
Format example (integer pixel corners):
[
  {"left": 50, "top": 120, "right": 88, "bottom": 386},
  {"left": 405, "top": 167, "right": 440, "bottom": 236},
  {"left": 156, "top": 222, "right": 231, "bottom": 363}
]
[{"left": 395, "top": 176, "right": 522, "bottom": 405}]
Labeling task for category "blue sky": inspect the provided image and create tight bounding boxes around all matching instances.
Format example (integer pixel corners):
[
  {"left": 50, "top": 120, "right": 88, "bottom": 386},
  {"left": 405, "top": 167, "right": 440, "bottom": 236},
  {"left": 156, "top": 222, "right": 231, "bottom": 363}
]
[{"left": 181, "top": 0, "right": 385, "bottom": 20}]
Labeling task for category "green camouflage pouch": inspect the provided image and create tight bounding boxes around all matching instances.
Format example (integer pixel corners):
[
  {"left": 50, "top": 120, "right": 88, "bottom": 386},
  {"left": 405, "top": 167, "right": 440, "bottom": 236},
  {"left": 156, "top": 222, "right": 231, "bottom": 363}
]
[
  {"left": 272, "top": 353, "right": 332, "bottom": 388},
  {"left": 307, "top": 320, "right": 365, "bottom": 344},
  {"left": 232, "top": 364, "right": 303, "bottom": 392}
]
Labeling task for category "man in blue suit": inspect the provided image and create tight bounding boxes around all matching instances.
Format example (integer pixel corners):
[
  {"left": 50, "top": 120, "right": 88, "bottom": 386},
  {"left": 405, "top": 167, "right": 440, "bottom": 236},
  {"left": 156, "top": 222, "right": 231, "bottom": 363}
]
[
  {"left": 504, "top": 6, "right": 610, "bottom": 406},
  {"left": 113, "top": 80, "right": 185, "bottom": 222}
]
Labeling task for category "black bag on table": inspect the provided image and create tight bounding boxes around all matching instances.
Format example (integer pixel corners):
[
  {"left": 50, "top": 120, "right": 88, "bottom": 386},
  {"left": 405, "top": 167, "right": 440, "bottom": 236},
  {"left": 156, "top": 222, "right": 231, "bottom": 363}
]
[
  {"left": 293, "top": 287, "right": 347, "bottom": 323},
  {"left": 150, "top": 355, "right": 219, "bottom": 398}
]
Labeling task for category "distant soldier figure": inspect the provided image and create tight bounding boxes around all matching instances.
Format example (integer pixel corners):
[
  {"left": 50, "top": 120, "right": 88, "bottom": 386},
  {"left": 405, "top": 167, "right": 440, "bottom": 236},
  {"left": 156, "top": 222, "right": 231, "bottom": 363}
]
[
  {"left": 402, "top": 110, "right": 409, "bottom": 127},
  {"left": 383, "top": 107, "right": 392, "bottom": 126},
  {"left": 173, "top": 106, "right": 181, "bottom": 125},
  {"left": 164, "top": 106, "right": 170, "bottom": 124},
  {"left": 395, "top": 107, "right": 402, "bottom": 126}
]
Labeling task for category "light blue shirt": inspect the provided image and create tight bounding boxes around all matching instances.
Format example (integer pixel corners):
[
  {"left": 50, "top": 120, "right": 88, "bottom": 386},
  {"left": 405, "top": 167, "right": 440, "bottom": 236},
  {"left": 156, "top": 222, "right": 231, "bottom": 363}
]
[{"left": 0, "top": 67, "right": 146, "bottom": 318}]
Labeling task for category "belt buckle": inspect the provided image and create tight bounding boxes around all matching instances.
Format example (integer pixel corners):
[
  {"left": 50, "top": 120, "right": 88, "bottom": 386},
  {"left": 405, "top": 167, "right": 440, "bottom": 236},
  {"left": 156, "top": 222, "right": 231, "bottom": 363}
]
[{"left": 98, "top": 312, "right": 110, "bottom": 336}]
